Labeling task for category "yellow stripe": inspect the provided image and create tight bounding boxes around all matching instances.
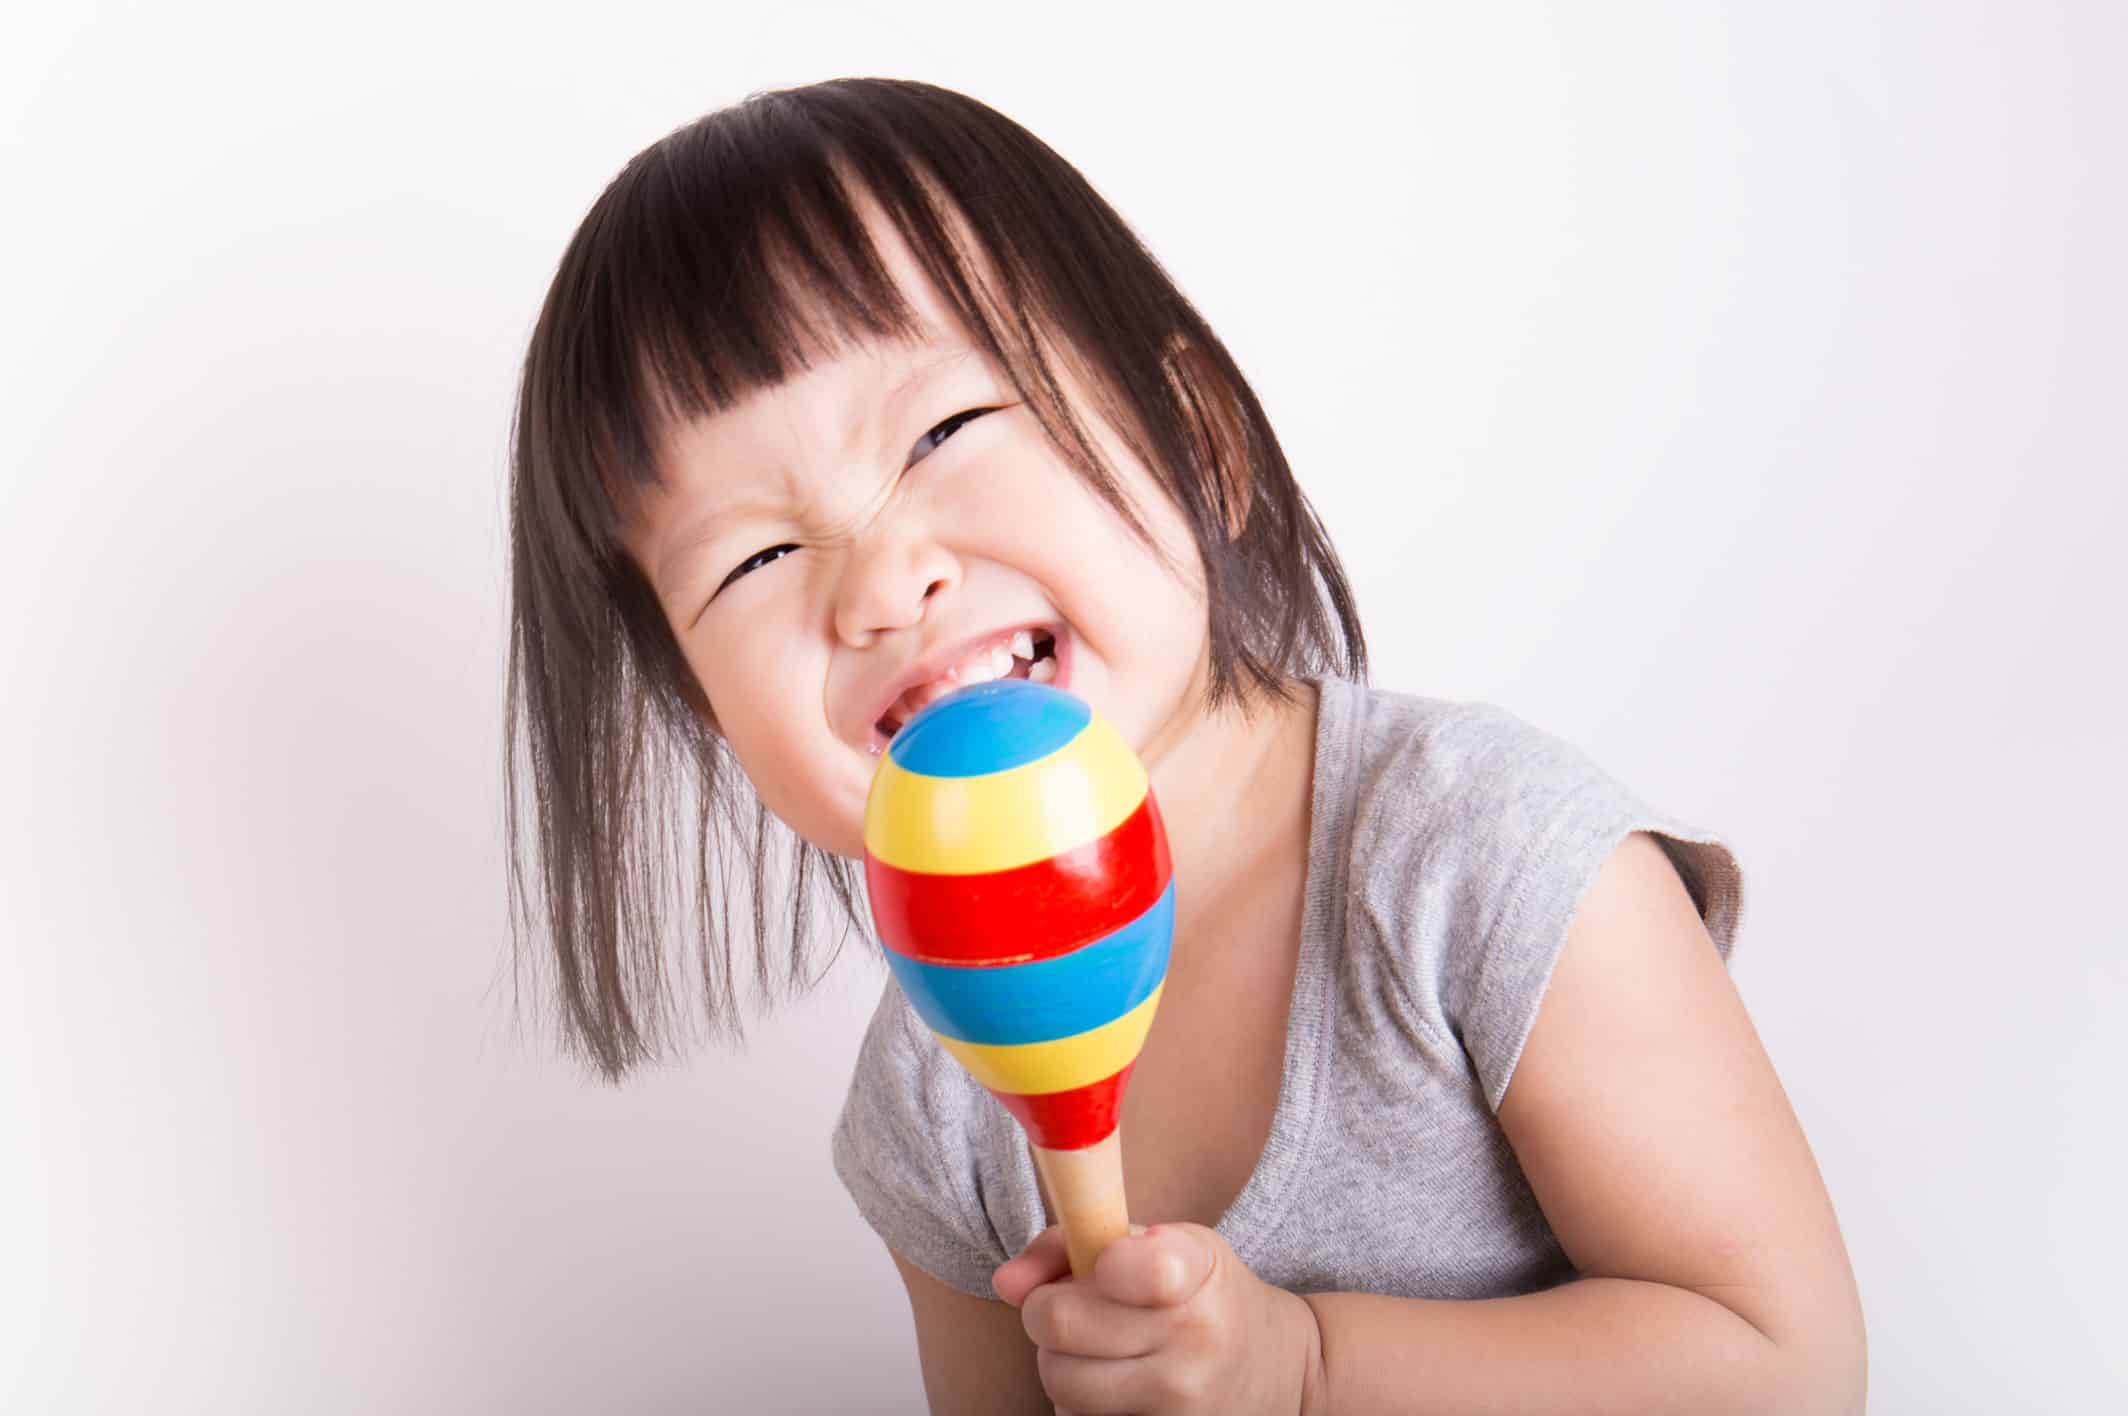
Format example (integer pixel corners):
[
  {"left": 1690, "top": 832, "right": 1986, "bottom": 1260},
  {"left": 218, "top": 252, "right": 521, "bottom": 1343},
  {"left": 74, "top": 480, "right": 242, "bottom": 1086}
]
[
  {"left": 864, "top": 713, "right": 1149, "bottom": 874},
  {"left": 933, "top": 983, "right": 1163, "bottom": 1095}
]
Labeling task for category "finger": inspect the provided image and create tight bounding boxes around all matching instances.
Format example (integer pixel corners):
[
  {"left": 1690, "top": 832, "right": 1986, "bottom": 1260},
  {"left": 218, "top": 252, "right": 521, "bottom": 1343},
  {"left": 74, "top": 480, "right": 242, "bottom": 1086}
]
[
  {"left": 1092, "top": 1223, "right": 1220, "bottom": 1308},
  {"left": 993, "top": 1225, "right": 1071, "bottom": 1307},
  {"left": 1037, "top": 1348, "right": 1173, "bottom": 1416},
  {"left": 1020, "top": 1274, "right": 1174, "bottom": 1358}
]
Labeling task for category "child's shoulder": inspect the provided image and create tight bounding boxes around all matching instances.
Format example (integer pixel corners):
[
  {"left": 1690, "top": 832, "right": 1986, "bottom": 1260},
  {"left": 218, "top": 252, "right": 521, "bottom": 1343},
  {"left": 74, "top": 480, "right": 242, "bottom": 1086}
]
[
  {"left": 1314, "top": 676, "right": 1745, "bottom": 1087},
  {"left": 1321, "top": 677, "right": 1659, "bottom": 937},
  {"left": 1323, "top": 673, "right": 1735, "bottom": 891},
  {"left": 1321, "top": 677, "right": 1625, "bottom": 829}
]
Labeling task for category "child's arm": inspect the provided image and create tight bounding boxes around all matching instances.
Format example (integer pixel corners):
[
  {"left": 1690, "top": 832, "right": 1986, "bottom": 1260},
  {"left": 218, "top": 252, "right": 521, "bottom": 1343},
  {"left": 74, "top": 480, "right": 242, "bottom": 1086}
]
[
  {"left": 888, "top": 1248, "right": 1052, "bottom": 1414},
  {"left": 1296, "top": 830, "right": 1867, "bottom": 1413},
  {"left": 993, "top": 832, "right": 1866, "bottom": 1414}
]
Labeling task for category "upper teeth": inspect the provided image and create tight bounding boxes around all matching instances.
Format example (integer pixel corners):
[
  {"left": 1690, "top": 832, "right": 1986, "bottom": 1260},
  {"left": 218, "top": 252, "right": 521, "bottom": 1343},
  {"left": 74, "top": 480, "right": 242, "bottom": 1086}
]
[{"left": 890, "top": 630, "right": 1043, "bottom": 724}]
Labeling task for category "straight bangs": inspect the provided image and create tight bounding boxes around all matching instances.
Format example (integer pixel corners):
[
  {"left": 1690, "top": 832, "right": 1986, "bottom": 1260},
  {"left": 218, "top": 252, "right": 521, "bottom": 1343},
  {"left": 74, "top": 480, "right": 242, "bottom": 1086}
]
[
  {"left": 506, "top": 79, "right": 1367, "bottom": 1081},
  {"left": 527, "top": 83, "right": 1202, "bottom": 632}
]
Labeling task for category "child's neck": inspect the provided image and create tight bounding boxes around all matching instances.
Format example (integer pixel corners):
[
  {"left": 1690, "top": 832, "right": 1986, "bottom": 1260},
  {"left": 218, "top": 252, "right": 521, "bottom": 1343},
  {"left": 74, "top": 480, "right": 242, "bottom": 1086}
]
[{"left": 1145, "top": 675, "right": 1319, "bottom": 972}]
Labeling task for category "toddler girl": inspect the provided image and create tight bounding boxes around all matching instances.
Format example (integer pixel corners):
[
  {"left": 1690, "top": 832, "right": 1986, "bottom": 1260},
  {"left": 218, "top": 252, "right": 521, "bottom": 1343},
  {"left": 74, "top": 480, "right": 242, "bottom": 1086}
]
[{"left": 505, "top": 77, "right": 1864, "bottom": 1414}]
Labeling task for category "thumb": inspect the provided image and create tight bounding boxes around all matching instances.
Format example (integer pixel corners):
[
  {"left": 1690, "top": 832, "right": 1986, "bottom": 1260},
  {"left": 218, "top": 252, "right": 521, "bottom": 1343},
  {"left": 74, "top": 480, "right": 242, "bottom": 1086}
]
[
  {"left": 993, "top": 1222, "right": 1148, "bottom": 1307},
  {"left": 992, "top": 1225, "right": 1069, "bottom": 1306}
]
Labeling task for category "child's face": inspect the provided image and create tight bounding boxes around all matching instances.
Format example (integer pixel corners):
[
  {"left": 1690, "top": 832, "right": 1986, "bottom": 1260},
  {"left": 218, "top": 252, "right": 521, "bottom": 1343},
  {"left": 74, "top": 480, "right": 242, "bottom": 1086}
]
[{"left": 622, "top": 205, "right": 1215, "bottom": 861}]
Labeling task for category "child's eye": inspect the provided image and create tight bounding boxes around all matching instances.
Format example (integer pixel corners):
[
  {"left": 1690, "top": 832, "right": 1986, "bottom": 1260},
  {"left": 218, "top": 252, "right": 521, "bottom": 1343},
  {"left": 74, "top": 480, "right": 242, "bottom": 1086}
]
[
  {"left": 718, "top": 543, "right": 797, "bottom": 592},
  {"left": 711, "top": 409, "right": 995, "bottom": 599},
  {"left": 907, "top": 407, "right": 995, "bottom": 466}
]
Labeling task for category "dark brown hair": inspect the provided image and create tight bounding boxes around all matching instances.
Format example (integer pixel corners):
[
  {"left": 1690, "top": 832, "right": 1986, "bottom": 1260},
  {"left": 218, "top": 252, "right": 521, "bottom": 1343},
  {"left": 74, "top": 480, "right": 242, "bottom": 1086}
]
[{"left": 505, "top": 77, "right": 1367, "bottom": 1082}]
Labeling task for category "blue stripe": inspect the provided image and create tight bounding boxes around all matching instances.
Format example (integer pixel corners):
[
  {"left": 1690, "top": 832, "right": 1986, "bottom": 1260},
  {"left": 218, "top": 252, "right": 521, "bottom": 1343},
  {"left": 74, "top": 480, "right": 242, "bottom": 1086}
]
[
  {"left": 888, "top": 679, "right": 1091, "bottom": 779},
  {"left": 882, "top": 881, "right": 1174, "bottom": 1045}
]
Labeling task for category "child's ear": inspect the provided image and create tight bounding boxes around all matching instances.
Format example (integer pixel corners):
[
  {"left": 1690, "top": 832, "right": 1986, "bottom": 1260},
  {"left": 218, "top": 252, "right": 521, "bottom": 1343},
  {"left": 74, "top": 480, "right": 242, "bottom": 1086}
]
[{"left": 1161, "top": 334, "right": 1252, "bottom": 542}]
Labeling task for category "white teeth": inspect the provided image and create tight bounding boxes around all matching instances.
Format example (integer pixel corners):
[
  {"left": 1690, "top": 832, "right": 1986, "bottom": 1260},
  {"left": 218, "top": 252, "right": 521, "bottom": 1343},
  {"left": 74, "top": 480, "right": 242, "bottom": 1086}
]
[
  {"left": 886, "top": 628, "right": 1056, "bottom": 732},
  {"left": 971, "top": 641, "right": 1016, "bottom": 679},
  {"left": 894, "top": 642, "right": 1010, "bottom": 719},
  {"left": 949, "top": 646, "right": 1009, "bottom": 687}
]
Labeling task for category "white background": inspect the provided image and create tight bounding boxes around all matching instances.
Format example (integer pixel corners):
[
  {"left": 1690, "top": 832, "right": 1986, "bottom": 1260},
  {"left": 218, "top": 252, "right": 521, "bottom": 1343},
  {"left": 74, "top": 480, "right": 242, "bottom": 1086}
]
[{"left": 5, "top": 2, "right": 2123, "bottom": 1411}]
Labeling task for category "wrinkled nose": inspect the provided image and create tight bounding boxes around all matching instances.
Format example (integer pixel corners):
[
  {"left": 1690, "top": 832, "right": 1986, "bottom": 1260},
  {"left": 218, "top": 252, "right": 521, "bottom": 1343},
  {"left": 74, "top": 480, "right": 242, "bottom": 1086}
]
[{"left": 834, "top": 529, "right": 960, "bottom": 648}]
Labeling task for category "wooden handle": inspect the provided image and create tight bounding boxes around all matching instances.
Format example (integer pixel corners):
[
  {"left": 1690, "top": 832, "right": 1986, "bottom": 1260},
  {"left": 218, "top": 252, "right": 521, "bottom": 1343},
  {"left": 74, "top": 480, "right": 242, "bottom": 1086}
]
[{"left": 1031, "top": 1132, "right": 1129, "bottom": 1279}]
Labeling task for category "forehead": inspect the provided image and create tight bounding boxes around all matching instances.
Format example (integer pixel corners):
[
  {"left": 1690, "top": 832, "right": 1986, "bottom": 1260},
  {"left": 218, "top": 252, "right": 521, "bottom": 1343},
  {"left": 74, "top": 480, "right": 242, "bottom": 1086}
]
[
  {"left": 628, "top": 209, "right": 996, "bottom": 562},
  {"left": 660, "top": 327, "right": 983, "bottom": 480},
  {"left": 666, "top": 188, "right": 983, "bottom": 449}
]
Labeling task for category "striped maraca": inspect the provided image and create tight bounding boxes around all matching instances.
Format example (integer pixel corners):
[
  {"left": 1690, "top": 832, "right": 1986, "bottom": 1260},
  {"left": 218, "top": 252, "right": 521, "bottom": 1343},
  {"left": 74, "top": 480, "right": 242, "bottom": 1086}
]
[{"left": 863, "top": 677, "right": 1173, "bottom": 1279}]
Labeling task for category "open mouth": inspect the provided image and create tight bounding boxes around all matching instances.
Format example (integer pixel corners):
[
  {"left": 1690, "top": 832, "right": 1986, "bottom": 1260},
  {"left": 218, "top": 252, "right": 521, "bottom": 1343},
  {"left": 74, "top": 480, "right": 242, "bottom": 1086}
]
[{"left": 875, "top": 627, "right": 1061, "bottom": 745}]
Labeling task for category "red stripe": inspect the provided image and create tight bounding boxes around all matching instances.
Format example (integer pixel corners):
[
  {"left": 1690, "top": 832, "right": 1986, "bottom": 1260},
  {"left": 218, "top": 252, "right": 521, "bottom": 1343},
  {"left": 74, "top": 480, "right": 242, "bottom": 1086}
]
[
  {"left": 866, "top": 793, "right": 1172, "bottom": 966},
  {"left": 990, "top": 1063, "right": 1136, "bottom": 1151}
]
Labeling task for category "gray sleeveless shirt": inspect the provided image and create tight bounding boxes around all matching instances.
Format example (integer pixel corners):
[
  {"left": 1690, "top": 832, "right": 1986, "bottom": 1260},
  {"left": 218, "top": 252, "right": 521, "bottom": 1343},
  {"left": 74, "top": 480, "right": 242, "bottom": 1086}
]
[{"left": 832, "top": 675, "right": 1746, "bottom": 1300}]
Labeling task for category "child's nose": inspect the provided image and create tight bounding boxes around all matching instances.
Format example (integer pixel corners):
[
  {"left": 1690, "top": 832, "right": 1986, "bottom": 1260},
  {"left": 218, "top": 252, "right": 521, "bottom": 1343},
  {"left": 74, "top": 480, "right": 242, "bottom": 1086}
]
[{"left": 832, "top": 529, "right": 961, "bottom": 648}]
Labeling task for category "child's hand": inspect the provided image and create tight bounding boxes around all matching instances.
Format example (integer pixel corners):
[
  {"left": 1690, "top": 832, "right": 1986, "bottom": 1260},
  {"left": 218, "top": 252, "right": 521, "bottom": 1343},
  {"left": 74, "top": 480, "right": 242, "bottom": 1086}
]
[{"left": 994, "top": 1222, "right": 1321, "bottom": 1415}]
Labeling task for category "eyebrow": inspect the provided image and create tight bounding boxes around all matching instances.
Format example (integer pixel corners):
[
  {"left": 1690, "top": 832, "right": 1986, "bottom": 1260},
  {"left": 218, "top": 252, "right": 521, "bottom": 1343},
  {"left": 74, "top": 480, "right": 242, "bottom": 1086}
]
[{"left": 653, "top": 345, "right": 978, "bottom": 598}]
